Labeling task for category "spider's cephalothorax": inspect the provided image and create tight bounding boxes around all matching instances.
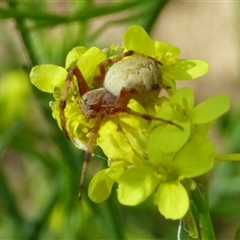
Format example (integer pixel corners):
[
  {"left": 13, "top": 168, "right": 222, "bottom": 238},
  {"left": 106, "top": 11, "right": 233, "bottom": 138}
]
[
  {"left": 80, "top": 57, "right": 161, "bottom": 120},
  {"left": 59, "top": 50, "right": 181, "bottom": 199},
  {"left": 81, "top": 88, "right": 117, "bottom": 120}
]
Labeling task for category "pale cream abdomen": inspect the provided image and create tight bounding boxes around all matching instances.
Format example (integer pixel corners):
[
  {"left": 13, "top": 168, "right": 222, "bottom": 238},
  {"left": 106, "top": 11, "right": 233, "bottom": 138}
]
[{"left": 103, "top": 57, "right": 162, "bottom": 97}]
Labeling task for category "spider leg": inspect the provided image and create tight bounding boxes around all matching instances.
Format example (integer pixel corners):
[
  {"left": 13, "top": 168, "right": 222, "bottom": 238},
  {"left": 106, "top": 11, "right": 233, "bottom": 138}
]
[
  {"left": 72, "top": 66, "right": 89, "bottom": 96},
  {"left": 110, "top": 86, "right": 183, "bottom": 130},
  {"left": 95, "top": 50, "right": 135, "bottom": 86},
  {"left": 94, "top": 50, "right": 161, "bottom": 87},
  {"left": 59, "top": 66, "right": 90, "bottom": 140},
  {"left": 125, "top": 108, "right": 183, "bottom": 130},
  {"left": 78, "top": 110, "right": 106, "bottom": 200},
  {"left": 112, "top": 84, "right": 161, "bottom": 109},
  {"left": 59, "top": 68, "right": 75, "bottom": 139}
]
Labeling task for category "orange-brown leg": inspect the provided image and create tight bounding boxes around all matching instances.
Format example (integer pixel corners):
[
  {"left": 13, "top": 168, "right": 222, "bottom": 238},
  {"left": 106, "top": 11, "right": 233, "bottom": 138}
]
[
  {"left": 94, "top": 50, "right": 152, "bottom": 87},
  {"left": 110, "top": 86, "right": 183, "bottom": 129},
  {"left": 78, "top": 110, "right": 106, "bottom": 200},
  {"left": 59, "top": 66, "right": 90, "bottom": 140},
  {"left": 94, "top": 50, "right": 135, "bottom": 87},
  {"left": 109, "top": 84, "right": 161, "bottom": 113}
]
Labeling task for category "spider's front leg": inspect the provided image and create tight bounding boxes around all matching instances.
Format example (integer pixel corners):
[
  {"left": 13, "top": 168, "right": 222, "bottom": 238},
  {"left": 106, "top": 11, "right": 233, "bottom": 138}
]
[
  {"left": 78, "top": 110, "right": 106, "bottom": 200},
  {"left": 59, "top": 66, "right": 89, "bottom": 139}
]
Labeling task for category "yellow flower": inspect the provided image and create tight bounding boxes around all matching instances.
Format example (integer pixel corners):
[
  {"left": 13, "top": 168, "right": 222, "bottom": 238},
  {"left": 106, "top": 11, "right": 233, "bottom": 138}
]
[{"left": 123, "top": 25, "right": 209, "bottom": 94}]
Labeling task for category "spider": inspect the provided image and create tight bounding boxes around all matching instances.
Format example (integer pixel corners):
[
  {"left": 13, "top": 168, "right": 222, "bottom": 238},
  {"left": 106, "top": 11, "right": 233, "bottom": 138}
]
[{"left": 59, "top": 50, "right": 182, "bottom": 199}]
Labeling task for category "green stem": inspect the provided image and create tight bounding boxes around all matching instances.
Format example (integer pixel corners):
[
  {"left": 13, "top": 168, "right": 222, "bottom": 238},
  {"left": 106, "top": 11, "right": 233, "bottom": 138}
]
[
  {"left": 24, "top": 172, "right": 60, "bottom": 240},
  {"left": 86, "top": 152, "right": 123, "bottom": 239},
  {"left": 0, "top": 165, "right": 24, "bottom": 224},
  {"left": 234, "top": 222, "right": 240, "bottom": 240},
  {"left": 2, "top": 2, "right": 144, "bottom": 22},
  {"left": 87, "top": 194, "right": 124, "bottom": 240},
  {"left": 8, "top": 1, "right": 39, "bottom": 66},
  {"left": 142, "top": 0, "right": 169, "bottom": 33},
  {"left": 182, "top": 209, "right": 199, "bottom": 239},
  {"left": 190, "top": 186, "right": 215, "bottom": 240}
]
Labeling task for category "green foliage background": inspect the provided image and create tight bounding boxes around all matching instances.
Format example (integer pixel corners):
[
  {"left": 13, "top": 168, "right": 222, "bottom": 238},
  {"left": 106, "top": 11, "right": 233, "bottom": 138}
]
[{"left": 0, "top": 1, "right": 240, "bottom": 239}]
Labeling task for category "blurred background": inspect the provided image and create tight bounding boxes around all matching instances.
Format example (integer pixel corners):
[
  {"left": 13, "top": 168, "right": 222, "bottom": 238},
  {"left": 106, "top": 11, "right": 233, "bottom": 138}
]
[{"left": 0, "top": 1, "right": 240, "bottom": 239}]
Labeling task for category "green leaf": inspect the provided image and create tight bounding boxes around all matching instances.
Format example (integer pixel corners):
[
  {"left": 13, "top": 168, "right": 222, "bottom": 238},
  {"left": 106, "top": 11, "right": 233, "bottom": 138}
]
[
  {"left": 162, "top": 75, "right": 177, "bottom": 96},
  {"left": 30, "top": 64, "right": 67, "bottom": 93},
  {"left": 65, "top": 46, "right": 88, "bottom": 69},
  {"left": 154, "top": 181, "right": 189, "bottom": 220},
  {"left": 106, "top": 161, "right": 126, "bottom": 182},
  {"left": 234, "top": 222, "right": 240, "bottom": 240},
  {"left": 195, "top": 121, "right": 215, "bottom": 137},
  {"left": 98, "top": 120, "right": 142, "bottom": 164},
  {"left": 169, "top": 87, "right": 195, "bottom": 111},
  {"left": 215, "top": 154, "right": 240, "bottom": 162},
  {"left": 192, "top": 94, "right": 230, "bottom": 124},
  {"left": 147, "top": 121, "right": 191, "bottom": 160},
  {"left": 76, "top": 46, "right": 106, "bottom": 84},
  {"left": 163, "top": 59, "right": 209, "bottom": 80},
  {"left": 122, "top": 25, "right": 155, "bottom": 55},
  {"left": 119, "top": 100, "right": 148, "bottom": 153},
  {"left": 174, "top": 136, "right": 215, "bottom": 178},
  {"left": 117, "top": 166, "right": 159, "bottom": 205},
  {"left": 88, "top": 169, "right": 115, "bottom": 203},
  {"left": 154, "top": 40, "right": 180, "bottom": 64}
]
